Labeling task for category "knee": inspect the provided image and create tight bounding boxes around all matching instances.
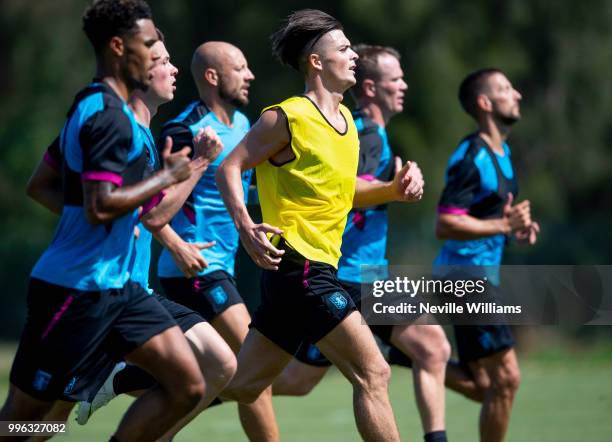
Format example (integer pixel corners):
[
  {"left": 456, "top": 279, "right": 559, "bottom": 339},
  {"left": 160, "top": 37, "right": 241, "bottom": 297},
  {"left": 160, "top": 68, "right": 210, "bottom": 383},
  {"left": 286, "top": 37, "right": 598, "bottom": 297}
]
[
  {"left": 490, "top": 364, "right": 521, "bottom": 399},
  {"left": 204, "top": 349, "right": 237, "bottom": 392},
  {"left": 274, "top": 373, "right": 318, "bottom": 397},
  {"left": 230, "top": 382, "right": 267, "bottom": 405},
  {"left": 173, "top": 375, "right": 206, "bottom": 413},
  {"left": 410, "top": 332, "right": 451, "bottom": 371},
  {"left": 354, "top": 359, "right": 391, "bottom": 393}
]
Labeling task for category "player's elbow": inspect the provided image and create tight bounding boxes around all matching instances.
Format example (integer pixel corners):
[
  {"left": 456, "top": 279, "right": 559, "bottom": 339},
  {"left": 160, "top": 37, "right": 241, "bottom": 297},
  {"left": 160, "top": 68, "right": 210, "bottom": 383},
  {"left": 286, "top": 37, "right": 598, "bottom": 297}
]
[
  {"left": 25, "top": 179, "right": 40, "bottom": 201},
  {"left": 85, "top": 208, "right": 110, "bottom": 225},
  {"left": 435, "top": 222, "right": 448, "bottom": 240},
  {"left": 435, "top": 216, "right": 453, "bottom": 240},
  {"left": 140, "top": 213, "right": 165, "bottom": 232},
  {"left": 215, "top": 159, "right": 230, "bottom": 189},
  {"left": 84, "top": 202, "right": 116, "bottom": 225}
]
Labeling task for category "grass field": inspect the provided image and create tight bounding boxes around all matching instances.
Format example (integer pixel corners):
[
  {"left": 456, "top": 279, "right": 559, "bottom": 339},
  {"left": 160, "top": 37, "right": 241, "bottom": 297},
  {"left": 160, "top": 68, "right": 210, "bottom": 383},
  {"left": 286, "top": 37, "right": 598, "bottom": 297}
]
[{"left": 1, "top": 342, "right": 611, "bottom": 441}]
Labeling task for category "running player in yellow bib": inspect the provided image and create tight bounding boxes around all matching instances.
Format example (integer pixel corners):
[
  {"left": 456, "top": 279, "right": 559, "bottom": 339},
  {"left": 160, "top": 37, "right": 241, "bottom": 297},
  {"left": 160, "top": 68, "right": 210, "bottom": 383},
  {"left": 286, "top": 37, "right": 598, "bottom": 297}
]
[{"left": 216, "top": 9, "right": 423, "bottom": 442}]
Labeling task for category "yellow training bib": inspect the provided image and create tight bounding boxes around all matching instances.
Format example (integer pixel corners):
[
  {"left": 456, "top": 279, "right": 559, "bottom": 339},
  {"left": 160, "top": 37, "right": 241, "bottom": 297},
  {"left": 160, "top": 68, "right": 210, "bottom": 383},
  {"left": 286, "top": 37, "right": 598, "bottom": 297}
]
[{"left": 256, "top": 95, "right": 359, "bottom": 268}]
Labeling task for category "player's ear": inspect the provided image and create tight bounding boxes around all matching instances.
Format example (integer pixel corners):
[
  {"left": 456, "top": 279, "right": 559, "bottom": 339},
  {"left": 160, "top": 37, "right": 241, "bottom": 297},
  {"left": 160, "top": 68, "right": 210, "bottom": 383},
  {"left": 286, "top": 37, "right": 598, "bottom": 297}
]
[
  {"left": 362, "top": 79, "right": 376, "bottom": 98},
  {"left": 308, "top": 53, "right": 323, "bottom": 72},
  {"left": 204, "top": 68, "right": 218, "bottom": 87},
  {"left": 476, "top": 94, "right": 492, "bottom": 112},
  {"left": 108, "top": 36, "right": 124, "bottom": 57}
]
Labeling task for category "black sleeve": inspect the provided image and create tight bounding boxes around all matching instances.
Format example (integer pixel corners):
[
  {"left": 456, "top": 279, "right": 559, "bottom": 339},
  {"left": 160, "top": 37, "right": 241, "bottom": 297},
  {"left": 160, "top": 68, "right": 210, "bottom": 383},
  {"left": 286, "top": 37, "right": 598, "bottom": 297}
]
[
  {"left": 79, "top": 105, "right": 132, "bottom": 177},
  {"left": 356, "top": 127, "right": 383, "bottom": 177},
  {"left": 438, "top": 156, "right": 481, "bottom": 212},
  {"left": 158, "top": 123, "right": 195, "bottom": 165},
  {"left": 43, "top": 136, "right": 62, "bottom": 171}
]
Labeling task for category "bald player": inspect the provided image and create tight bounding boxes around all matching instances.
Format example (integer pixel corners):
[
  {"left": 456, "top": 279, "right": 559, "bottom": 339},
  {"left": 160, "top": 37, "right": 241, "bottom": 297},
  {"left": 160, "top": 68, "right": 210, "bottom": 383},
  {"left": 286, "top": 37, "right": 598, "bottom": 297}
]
[{"left": 155, "top": 42, "right": 280, "bottom": 441}]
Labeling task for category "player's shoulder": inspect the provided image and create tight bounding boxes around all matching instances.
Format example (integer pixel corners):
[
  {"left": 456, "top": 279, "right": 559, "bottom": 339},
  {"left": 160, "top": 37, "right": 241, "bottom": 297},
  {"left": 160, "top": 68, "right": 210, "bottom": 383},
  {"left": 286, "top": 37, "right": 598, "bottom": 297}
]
[
  {"left": 352, "top": 109, "right": 379, "bottom": 136},
  {"left": 448, "top": 132, "right": 487, "bottom": 167},
  {"left": 266, "top": 95, "right": 312, "bottom": 115},
  {"left": 68, "top": 82, "right": 125, "bottom": 118},
  {"left": 163, "top": 100, "right": 211, "bottom": 131},
  {"left": 233, "top": 110, "right": 251, "bottom": 130}
]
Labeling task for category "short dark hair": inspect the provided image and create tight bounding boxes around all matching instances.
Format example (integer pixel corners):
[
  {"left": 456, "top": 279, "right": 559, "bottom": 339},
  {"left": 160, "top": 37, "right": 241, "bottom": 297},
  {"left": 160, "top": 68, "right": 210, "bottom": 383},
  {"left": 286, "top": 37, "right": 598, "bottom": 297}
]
[
  {"left": 82, "top": 0, "right": 153, "bottom": 53},
  {"left": 458, "top": 68, "right": 503, "bottom": 117},
  {"left": 271, "top": 9, "right": 343, "bottom": 71},
  {"left": 352, "top": 44, "right": 401, "bottom": 99}
]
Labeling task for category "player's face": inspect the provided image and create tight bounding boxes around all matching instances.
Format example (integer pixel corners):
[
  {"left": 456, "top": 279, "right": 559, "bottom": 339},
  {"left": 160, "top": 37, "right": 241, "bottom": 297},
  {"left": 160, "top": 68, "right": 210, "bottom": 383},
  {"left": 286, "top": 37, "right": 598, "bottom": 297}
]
[
  {"left": 318, "top": 30, "right": 358, "bottom": 90},
  {"left": 374, "top": 53, "right": 408, "bottom": 117},
  {"left": 122, "top": 19, "right": 158, "bottom": 91},
  {"left": 485, "top": 72, "right": 522, "bottom": 124},
  {"left": 147, "top": 41, "right": 178, "bottom": 103},
  {"left": 218, "top": 49, "right": 255, "bottom": 108}
]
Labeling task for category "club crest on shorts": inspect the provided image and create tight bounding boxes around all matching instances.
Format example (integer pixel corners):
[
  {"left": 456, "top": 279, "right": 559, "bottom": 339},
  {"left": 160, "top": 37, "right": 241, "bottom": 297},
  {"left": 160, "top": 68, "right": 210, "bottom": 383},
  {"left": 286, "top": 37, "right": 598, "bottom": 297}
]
[
  {"left": 32, "top": 370, "right": 52, "bottom": 392},
  {"left": 64, "top": 376, "right": 78, "bottom": 395},
  {"left": 307, "top": 344, "right": 321, "bottom": 361},
  {"left": 209, "top": 286, "right": 228, "bottom": 305},
  {"left": 327, "top": 292, "right": 348, "bottom": 310}
]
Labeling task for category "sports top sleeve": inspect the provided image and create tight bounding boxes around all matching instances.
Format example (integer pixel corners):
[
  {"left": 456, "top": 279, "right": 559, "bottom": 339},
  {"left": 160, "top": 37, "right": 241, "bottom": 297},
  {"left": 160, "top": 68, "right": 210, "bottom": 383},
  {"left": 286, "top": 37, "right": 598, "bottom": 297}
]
[
  {"left": 438, "top": 156, "right": 481, "bottom": 215},
  {"left": 159, "top": 123, "right": 195, "bottom": 162},
  {"left": 79, "top": 105, "right": 133, "bottom": 187},
  {"left": 356, "top": 126, "right": 383, "bottom": 180}
]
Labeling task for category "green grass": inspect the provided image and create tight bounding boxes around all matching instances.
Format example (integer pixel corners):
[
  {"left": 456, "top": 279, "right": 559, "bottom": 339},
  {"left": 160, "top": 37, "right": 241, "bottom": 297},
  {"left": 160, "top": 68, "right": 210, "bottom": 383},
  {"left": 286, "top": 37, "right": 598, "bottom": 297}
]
[{"left": 1, "top": 343, "right": 611, "bottom": 441}]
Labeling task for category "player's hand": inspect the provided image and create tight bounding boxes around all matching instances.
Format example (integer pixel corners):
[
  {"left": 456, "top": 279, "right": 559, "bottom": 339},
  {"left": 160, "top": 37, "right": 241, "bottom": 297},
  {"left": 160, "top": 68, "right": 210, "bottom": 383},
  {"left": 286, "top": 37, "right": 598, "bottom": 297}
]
[
  {"left": 161, "top": 136, "right": 192, "bottom": 184},
  {"left": 170, "top": 240, "right": 216, "bottom": 278},
  {"left": 503, "top": 193, "right": 532, "bottom": 232},
  {"left": 515, "top": 221, "right": 540, "bottom": 245},
  {"left": 238, "top": 222, "right": 285, "bottom": 270},
  {"left": 194, "top": 126, "right": 223, "bottom": 164},
  {"left": 392, "top": 159, "right": 424, "bottom": 202}
]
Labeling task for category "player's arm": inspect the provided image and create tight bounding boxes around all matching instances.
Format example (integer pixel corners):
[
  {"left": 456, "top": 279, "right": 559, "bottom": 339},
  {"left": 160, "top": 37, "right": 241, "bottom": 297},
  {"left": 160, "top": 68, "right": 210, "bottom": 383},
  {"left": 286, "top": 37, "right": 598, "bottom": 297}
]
[
  {"left": 435, "top": 151, "right": 532, "bottom": 240},
  {"left": 436, "top": 199, "right": 532, "bottom": 240},
  {"left": 151, "top": 224, "right": 215, "bottom": 278},
  {"left": 436, "top": 212, "right": 513, "bottom": 240},
  {"left": 216, "top": 108, "right": 287, "bottom": 270},
  {"left": 82, "top": 109, "right": 193, "bottom": 225},
  {"left": 26, "top": 139, "right": 63, "bottom": 215},
  {"left": 141, "top": 127, "right": 223, "bottom": 230},
  {"left": 353, "top": 157, "right": 424, "bottom": 208}
]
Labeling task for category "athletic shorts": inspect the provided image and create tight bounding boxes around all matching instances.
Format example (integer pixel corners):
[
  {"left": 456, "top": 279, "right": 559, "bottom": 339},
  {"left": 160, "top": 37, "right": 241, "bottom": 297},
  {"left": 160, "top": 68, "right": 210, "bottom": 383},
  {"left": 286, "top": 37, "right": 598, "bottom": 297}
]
[
  {"left": 154, "top": 293, "right": 205, "bottom": 332},
  {"left": 293, "top": 280, "right": 398, "bottom": 367},
  {"left": 454, "top": 324, "right": 515, "bottom": 363},
  {"left": 160, "top": 270, "right": 244, "bottom": 322},
  {"left": 10, "top": 278, "right": 177, "bottom": 402},
  {"left": 251, "top": 239, "right": 356, "bottom": 356}
]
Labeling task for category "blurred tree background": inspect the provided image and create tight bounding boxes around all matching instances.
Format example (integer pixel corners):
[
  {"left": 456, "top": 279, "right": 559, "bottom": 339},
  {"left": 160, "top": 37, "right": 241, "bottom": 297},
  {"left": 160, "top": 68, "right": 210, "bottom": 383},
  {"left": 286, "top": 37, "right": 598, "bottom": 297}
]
[{"left": 0, "top": 0, "right": 610, "bottom": 338}]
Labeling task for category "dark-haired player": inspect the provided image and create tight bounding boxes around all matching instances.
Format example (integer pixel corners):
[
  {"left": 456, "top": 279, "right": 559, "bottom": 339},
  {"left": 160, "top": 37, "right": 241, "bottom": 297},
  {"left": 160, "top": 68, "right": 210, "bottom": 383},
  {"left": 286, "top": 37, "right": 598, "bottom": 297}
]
[
  {"left": 272, "top": 44, "right": 450, "bottom": 442},
  {"left": 0, "top": 2, "right": 209, "bottom": 440},
  {"left": 435, "top": 68, "right": 539, "bottom": 442},
  {"left": 216, "top": 10, "right": 423, "bottom": 442},
  {"left": 26, "top": 34, "right": 238, "bottom": 441}
]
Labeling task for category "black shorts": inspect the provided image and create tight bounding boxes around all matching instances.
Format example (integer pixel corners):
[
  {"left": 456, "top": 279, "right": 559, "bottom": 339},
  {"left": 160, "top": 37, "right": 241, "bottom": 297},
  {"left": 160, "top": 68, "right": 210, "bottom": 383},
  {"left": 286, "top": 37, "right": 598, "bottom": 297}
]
[
  {"left": 454, "top": 324, "right": 515, "bottom": 363},
  {"left": 76, "top": 292, "right": 204, "bottom": 403},
  {"left": 293, "top": 280, "right": 394, "bottom": 367},
  {"left": 251, "top": 240, "right": 356, "bottom": 356},
  {"left": 154, "top": 293, "right": 205, "bottom": 332},
  {"left": 160, "top": 270, "right": 244, "bottom": 322},
  {"left": 10, "top": 279, "right": 177, "bottom": 402}
]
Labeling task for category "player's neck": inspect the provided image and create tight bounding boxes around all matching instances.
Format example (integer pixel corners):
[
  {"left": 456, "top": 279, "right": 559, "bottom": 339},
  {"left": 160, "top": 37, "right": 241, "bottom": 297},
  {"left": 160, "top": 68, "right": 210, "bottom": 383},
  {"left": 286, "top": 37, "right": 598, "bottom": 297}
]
[
  {"left": 358, "top": 101, "right": 387, "bottom": 127},
  {"left": 304, "top": 87, "right": 344, "bottom": 118},
  {"left": 478, "top": 120, "right": 508, "bottom": 154},
  {"left": 201, "top": 92, "right": 236, "bottom": 127},
  {"left": 129, "top": 95, "right": 154, "bottom": 128},
  {"left": 97, "top": 60, "right": 131, "bottom": 101}
]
